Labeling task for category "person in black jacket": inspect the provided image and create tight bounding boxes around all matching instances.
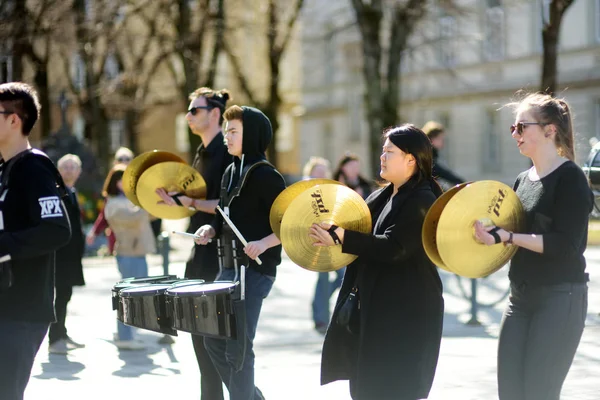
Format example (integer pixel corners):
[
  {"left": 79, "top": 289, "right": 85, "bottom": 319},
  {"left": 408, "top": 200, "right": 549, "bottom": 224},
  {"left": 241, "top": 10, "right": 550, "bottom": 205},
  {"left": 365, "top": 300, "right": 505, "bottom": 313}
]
[
  {"left": 194, "top": 105, "right": 286, "bottom": 400},
  {"left": 156, "top": 87, "right": 232, "bottom": 400},
  {"left": 48, "top": 154, "right": 86, "bottom": 354},
  {"left": 422, "top": 120, "right": 465, "bottom": 187},
  {"left": 0, "top": 82, "right": 71, "bottom": 400},
  {"left": 310, "top": 124, "right": 444, "bottom": 400},
  {"left": 474, "top": 93, "right": 592, "bottom": 400}
]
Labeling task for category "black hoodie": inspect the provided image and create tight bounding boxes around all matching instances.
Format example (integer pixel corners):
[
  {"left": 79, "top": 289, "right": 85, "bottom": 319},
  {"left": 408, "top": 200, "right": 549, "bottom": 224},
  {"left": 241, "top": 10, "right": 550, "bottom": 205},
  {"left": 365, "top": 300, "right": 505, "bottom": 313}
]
[{"left": 214, "top": 107, "right": 286, "bottom": 277}]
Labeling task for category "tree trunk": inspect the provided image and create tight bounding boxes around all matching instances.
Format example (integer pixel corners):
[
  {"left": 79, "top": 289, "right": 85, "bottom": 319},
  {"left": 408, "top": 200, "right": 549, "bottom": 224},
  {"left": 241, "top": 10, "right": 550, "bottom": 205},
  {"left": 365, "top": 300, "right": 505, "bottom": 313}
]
[
  {"left": 540, "top": 24, "right": 560, "bottom": 95},
  {"left": 34, "top": 67, "right": 51, "bottom": 137},
  {"left": 125, "top": 109, "right": 140, "bottom": 155},
  {"left": 540, "top": 0, "right": 575, "bottom": 96}
]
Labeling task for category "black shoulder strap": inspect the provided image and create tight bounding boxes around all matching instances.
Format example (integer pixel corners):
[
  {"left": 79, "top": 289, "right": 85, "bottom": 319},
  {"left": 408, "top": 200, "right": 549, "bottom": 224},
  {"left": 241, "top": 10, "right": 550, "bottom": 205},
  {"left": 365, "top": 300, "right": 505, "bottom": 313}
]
[{"left": 0, "top": 149, "right": 69, "bottom": 198}]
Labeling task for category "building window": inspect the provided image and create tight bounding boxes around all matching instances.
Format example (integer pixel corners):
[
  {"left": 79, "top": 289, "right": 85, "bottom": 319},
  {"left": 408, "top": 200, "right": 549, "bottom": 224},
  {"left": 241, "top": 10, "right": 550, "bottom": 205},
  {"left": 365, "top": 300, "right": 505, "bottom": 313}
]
[
  {"left": 483, "top": 0, "right": 505, "bottom": 61},
  {"left": 0, "top": 55, "right": 12, "bottom": 83},
  {"left": 482, "top": 109, "right": 501, "bottom": 173},
  {"left": 104, "top": 52, "right": 120, "bottom": 81},
  {"left": 596, "top": 0, "right": 600, "bottom": 42},
  {"left": 439, "top": 16, "right": 457, "bottom": 67},
  {"left": 109, "top": 119, "right": 126, "bottom": 152},
  {"left": 71, "top": 53, "right": 86, "bottom": 90}
]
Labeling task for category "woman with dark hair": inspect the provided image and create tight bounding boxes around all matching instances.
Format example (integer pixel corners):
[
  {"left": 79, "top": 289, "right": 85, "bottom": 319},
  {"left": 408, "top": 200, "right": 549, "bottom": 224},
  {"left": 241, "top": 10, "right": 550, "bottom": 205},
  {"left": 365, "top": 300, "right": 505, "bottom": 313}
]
[
  {"left": 310, "top": 124, "right": 445, "bottom": 400},
  {"left": 333, "top": 152, "right": 373, "bottom": 199},
  {"left": 103, "top": 164, "right": 156, "bottom": 350},
  {"left": 474, "top": 93, "right": 592, "bottom": 400}
]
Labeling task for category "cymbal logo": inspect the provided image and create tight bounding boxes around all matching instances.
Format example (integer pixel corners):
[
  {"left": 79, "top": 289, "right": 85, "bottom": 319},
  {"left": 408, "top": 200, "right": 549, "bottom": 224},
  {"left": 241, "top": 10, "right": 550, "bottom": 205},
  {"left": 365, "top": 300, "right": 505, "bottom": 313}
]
[
  {"left": 489, "top": 189, "right": 507, "bottom": 217},
  {"left": 310, "top": 189, "right": 329, "bottom": 217},
  {"left": 181, "top": 174, "right": 196, "bottom": 190}
]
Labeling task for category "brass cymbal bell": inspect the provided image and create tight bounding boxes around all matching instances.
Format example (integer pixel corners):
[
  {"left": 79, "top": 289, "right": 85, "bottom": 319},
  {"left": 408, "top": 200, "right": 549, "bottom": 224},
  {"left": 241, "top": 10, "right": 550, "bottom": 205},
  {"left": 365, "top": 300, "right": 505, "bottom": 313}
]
[
  {"left": 422, "top": 182, "right": 471, "bottom": 273},
  {"left": 123, "top": 150, "right": 186, "bottom": 206},
  {"left": 280, "top": 183, "right": 372, "bottom": 272},
  {"left": 436, "top": 180, "right": 525, "bottom": 278},
  {"left": 270, "top": 178, "right": 341, "bottom": 239},
  {"left": 136, "top": 161, "right": 207, "bottom": 220}
]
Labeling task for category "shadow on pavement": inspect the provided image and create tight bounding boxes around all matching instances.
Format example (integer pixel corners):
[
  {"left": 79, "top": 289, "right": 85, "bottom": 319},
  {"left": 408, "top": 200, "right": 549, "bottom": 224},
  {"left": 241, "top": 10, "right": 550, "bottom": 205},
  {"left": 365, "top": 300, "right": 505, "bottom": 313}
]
[
  {"left": 35, "top": 355, "right": 86, "bottom": 381},
  {"left": 110, "top": 334, "right": 182, "bottom": 378}
]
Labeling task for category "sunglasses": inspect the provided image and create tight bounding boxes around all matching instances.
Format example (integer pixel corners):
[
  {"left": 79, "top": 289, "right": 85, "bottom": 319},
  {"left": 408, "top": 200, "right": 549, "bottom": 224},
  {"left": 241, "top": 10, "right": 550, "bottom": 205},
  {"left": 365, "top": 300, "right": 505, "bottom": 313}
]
[
  {"left": 116, "top": 157, "right": 132, "bottom": 163},
  {"left": 0, "top": 111, "right": 14, "bottom": 116},
  {"left": 510, "top": 122, "right": 547, "bottom": 135},
  {"left": 188, "top": 106, "right": 212, "bottom": 116}
]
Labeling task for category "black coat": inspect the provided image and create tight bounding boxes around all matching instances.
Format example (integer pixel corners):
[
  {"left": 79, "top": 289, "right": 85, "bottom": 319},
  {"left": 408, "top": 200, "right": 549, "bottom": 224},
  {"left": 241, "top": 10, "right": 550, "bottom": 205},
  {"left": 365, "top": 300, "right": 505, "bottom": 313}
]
[
  {"left": 321, "top": 180, "right": 444, "bottom": 400},
  {"left": 55, "top": 188, "right": 85, "bottom": 287}
]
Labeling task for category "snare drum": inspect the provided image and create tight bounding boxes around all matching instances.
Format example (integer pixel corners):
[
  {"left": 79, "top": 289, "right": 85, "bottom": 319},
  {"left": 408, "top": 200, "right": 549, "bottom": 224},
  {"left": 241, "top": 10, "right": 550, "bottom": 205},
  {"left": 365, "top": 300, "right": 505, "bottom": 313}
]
[
  {"left": 120, "top": 283, "right": 178, "bottom": 335},
  {"left": 111, "top": 275, "right": 179, "bottom": 322},
  {"left": 166, "top": 282, "right": 238, "bottom": 339}
]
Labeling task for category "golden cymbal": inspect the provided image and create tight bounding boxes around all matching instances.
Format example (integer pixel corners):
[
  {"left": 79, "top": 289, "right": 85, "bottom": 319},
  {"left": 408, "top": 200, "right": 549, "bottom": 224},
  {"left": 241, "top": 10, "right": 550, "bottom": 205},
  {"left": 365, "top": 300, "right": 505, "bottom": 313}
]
[
  {"left": 422, "top": 182, "right": 471, "bottom": 273},
  {"left": 435, "top": 180, "right": 525, "bottom": 278},
  {"left": 123, "top": 150, "right": 186, "bottom": 206},
  {"left": 280, "top": 184, "right": 372, "bottom": 272},
  {"left": 136, "top": 161, "right": 207, "bottom": 220},
  {"left": 270, "top": 179, "right": 341, "bottom": 239}
]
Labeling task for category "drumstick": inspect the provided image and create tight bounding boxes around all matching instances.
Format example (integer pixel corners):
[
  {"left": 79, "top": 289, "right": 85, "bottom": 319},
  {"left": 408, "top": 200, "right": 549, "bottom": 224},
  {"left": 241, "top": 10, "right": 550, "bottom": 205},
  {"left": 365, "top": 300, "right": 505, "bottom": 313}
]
[
  {"left": 171, "top": 231, "right": 212, "bottom": 243},
  {"left": 216, "top": 206, "right": 262, "bottom": 265}
]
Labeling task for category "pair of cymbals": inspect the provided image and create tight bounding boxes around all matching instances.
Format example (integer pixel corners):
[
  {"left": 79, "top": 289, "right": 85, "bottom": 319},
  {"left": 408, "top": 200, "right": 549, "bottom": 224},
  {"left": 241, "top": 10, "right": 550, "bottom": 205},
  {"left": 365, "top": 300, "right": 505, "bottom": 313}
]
[
  {"left": 271, "top": 180, "right": 372, "bottom": 273},
  {"left": 422, "top": 180, "right": 525, "bottom": 278},
  {"left": 122, "top": 150, "right": 207, "bottom": 220}
]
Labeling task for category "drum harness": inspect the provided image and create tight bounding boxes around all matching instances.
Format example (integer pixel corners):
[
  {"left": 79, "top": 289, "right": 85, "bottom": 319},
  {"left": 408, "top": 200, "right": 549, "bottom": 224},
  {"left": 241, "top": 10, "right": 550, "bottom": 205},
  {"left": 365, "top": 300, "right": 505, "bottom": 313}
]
[{"left": 216, "top": 159, "right": 283, "bottom": 301}]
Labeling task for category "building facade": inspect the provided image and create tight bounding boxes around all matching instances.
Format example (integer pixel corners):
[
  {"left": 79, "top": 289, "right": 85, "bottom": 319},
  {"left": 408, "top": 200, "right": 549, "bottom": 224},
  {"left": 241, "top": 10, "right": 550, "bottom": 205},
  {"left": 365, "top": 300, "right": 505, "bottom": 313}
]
[{"left": 299, "top": 0, "right": 600, "bottom": 184}]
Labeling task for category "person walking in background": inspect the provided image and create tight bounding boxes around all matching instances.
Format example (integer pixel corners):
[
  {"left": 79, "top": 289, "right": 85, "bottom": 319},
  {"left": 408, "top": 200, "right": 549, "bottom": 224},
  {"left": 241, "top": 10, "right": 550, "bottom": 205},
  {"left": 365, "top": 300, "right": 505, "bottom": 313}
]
[
  {"left": 86, "top": 147, "right": 134, "bottom": 256},
  {"left": 333, "top": 152, "right": 373, "bottom": 200},
  {"left": 48, "top": 154, "right": 86, "bottom": 355},
  {"left": 313, "top": 124, "right": 444, "bottom": 400},
  {"left": 474, "top": 93, "right": 592, "bottom": 400},
  {"left": 304, "top": 157, "right": 345, "bottom": 334},
  {"left": 156, "top": 87, "right": 232, "bottom": 400},
  {"left": 422, "top": 121, "right": 466, "bottom": 187},
  {"left": 104, "top": 164, "right": 156, "bottom": 351},
  {"left": 0, "top": 82, "right": 71, "bottom": 400}
]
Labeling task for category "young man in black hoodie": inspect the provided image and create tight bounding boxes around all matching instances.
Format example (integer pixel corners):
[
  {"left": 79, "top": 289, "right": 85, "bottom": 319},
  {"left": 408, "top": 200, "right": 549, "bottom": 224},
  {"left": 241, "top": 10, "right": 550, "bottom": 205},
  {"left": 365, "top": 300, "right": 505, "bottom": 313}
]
[
  {"left": 0, "top": 82, "right": 71, "bottom": 400},
  {"left": 194, "top": 105, "right": 286, "bottom": 400}
]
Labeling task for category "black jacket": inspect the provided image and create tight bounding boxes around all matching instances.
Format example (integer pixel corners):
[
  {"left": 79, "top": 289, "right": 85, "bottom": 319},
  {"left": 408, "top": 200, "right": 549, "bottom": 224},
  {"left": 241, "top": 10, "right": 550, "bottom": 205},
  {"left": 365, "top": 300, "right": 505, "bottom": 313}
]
[
  {"left": 0, "top": 151, "right": 71, "bottom": 323},
  {"left": 186, "top": 132, "right": 233, "bottom": 280},
  {"left": 55, "top": 187, "right": 85, "bottom": 287},
  {"left": 321, "top": 179, "right": 444, "bottom": 399},
  {"left": 212, "top": 107, "right": 286, "bottom": 277}
]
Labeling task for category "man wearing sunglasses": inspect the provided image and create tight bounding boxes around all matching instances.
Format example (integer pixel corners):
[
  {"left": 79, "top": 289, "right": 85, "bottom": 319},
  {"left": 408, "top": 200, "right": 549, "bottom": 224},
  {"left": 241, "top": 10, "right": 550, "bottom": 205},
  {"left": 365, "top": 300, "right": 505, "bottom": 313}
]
[
  {"left": 156, "top": 87, "right": 232, "bottom": 400},
  {"left": 0, "top": 82, "right": 71, "bottom": 400}
]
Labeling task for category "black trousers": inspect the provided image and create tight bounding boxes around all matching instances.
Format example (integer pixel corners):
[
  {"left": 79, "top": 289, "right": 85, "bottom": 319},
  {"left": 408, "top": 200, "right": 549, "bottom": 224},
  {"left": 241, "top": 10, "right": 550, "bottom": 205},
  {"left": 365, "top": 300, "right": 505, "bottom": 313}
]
[
  {"left": 192, "top": 334, "right": 224, "bottom": 400},
  {"left": 0, "top": 320, "right": 48, "bottom": 400},
  {"left": 498, "top": 282, "right": 587, "bottom": 400},
  {"left": 49, "top": 285, "right": 73, "bottom": 344}
]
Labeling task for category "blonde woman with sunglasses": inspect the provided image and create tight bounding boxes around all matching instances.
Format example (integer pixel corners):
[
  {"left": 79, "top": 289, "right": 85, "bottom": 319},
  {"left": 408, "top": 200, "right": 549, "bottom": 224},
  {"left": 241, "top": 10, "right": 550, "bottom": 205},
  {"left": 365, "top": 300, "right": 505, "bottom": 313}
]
[{"left": 474, "top": 93, "right": 593, "bottom": 400}]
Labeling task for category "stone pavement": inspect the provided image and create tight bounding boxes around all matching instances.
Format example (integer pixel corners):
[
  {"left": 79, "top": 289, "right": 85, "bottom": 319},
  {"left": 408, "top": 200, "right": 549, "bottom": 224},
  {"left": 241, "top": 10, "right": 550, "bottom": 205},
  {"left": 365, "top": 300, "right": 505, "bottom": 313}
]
[{"left": 25, "top": 220, "right": 600, "bottom": 400}]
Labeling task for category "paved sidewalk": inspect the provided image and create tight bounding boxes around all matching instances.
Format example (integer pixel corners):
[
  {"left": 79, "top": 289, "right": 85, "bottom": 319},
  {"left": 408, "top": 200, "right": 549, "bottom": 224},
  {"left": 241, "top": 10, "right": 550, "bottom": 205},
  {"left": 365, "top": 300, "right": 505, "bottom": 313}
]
[{"left": 25, "top": 220, "right": 600, "bottom": 399}]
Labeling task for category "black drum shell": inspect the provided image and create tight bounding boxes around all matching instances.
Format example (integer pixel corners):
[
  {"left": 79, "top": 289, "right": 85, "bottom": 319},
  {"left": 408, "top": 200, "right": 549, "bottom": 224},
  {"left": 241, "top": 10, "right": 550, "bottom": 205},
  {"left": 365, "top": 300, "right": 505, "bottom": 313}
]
[
  {"left": 120, "top": 283, "right": 178, "bottom": 336},
  {"left": 166, "top": 282, "right": 238, "bottom": 339},
  {"left": 111, "top": 275, "right": 178, "bottom": 311}
]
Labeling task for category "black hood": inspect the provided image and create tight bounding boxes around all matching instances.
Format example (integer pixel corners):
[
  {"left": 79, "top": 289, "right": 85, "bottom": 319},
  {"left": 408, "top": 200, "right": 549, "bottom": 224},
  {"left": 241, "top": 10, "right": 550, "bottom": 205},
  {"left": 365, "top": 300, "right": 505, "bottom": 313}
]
[{"left": 240, "top": 106, "right": 272, "bottom": 161}]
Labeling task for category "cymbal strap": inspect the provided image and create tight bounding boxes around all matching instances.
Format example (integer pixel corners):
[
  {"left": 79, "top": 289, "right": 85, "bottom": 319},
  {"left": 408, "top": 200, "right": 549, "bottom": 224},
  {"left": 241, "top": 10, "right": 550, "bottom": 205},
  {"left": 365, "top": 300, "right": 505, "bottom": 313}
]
[
  {"left": 327, "top": 225, "right": 341, "bottom": 245},
  {"left": 488, "top": 226, "right": 502, "bottom": 244}
]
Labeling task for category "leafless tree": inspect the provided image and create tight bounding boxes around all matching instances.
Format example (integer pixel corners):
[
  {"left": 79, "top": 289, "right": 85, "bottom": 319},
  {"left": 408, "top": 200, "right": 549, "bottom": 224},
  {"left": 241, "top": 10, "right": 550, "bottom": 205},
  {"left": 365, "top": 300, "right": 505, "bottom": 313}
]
[
  {"left": 0, "top": 0, "right": 70, "bottom": 137},
  {"left": 162, "top": 0, "right": 225, "bottom": 155},
  {"left": 540, "top": 0, "right": 575, "bottom": 96},
  {"left": 224, "top": 0, "right": 304, "bottom": 167}
]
